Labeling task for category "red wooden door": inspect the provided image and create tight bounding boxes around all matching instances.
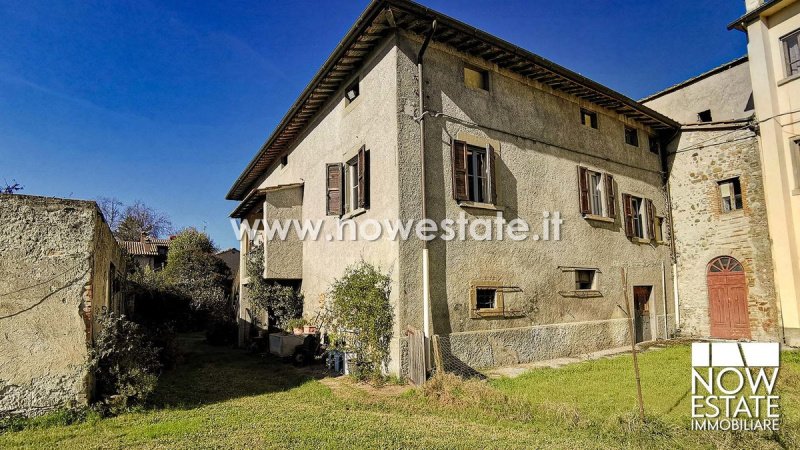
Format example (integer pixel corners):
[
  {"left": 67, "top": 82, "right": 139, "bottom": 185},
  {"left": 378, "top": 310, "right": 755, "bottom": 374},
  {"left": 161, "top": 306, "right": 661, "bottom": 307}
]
[{"left": 707, "top": 257, "right": 750, "bottom": 339}]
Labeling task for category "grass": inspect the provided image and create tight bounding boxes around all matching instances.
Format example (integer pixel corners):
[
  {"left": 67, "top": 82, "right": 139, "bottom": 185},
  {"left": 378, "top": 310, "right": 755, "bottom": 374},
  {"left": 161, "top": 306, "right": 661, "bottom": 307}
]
[{"left": 1, "top": 335, "right": 798, "bottom": 449}]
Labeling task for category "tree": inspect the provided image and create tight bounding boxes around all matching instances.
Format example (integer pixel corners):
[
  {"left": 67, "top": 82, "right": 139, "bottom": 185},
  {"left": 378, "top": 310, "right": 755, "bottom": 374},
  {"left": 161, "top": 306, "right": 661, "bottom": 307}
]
[
  {"left": 246, "top": 245, "right": 303, "bottom": 330},
  {"left": 96, "top": 197, "right": 124, "bottom": 231},
  {"left": 2, "top": 180, "right": 23, "bottom": 194},
  {"left": 160, "top": 228, "right": 232, "bottom": 323},
  {"left": 116, "top": 200, "right": 173, "bottom": 240}
]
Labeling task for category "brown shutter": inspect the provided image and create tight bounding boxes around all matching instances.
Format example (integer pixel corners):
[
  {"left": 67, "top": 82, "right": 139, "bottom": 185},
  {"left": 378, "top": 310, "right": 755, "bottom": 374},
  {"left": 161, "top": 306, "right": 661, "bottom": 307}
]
[
  {"left": 646, "top": 199, "right": 656, "bottom": 240},
  {"left": 487, "top": 145, "right": 497, "bottom": 204},
  {"left": 452, "top": 140, "right": 469, "bottom": 201},
  {"left": 326, "top": 163, "right": 343, "bottom": 216},
  {"left": 357, "top": 145, "right": 368, "bottom": 209},
  {"left": 622, "top": 193, "right": 633, "bottom": 237},
  {"left": 605, "top": 173, "right": 616, "bottom": 219},
  {"left": 577, "top": 166, "right": 590, "bottom": 215}
]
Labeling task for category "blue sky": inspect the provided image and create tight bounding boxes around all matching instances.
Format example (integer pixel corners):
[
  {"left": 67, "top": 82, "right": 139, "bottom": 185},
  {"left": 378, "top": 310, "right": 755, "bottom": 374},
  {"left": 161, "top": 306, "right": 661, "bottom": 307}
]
[{"left": 0, "top": 0, "right": 747, "bottom": 250}]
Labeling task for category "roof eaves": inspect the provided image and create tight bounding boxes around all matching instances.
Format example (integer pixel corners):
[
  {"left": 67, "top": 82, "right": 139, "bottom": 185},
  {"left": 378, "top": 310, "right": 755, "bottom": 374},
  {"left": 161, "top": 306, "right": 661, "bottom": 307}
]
[{"left": 727, "top": 0, "right": 786, "bottom": 31}]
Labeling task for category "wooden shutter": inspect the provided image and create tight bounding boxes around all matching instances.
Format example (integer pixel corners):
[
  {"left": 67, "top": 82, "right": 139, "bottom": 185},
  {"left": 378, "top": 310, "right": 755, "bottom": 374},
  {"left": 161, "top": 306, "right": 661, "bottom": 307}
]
[
  {"left": 326, "top": 163, "right": 343, "bottom": 216},
  {"left": 487, "top": 145, "right": 497, "bottom": 204},
  {"left": 622, "top": 193, "right": 633, "bottom": 237},
  {"left": 646, "top": 199, "right": 656, "bottom": 240},
  {"left": 357, "top": 145, "right": 369, "bottom": 209},
  {"left": 577, "top": 166, "right": 590, "bottom": 215},
  {"left": 452, "top": 140, "right": 469, "bottom": 201},
  {"left": 605, "top": 173, "right": 616, "bottom": 219}
]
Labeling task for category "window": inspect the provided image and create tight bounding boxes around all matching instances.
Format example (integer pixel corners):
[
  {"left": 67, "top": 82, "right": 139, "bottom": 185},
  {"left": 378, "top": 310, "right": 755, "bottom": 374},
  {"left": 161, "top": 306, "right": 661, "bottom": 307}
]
[
  {"left": 794, "top": 140, "right": 800, "bottom": 191},
  {"left": 470, "top": 282, "right": 504, "bottom": 317},
  {"left": 782, "top": 30, "right": 800, "bottom": 77},
  {"left": 581, "top": 109, "right": 598, "bottom": 129},
  {"left": 345, "top": 79, "right": 359, "bottom": 104},
  {"left": 624, "top": 126, "right": 639, "bottom": 147},
  {"left": 718, "top": 178, "right": 743, "bottom": 212},
  {"left": 654, "top": 216, "right": 665, "bottom": 243},
  {"left": 464, "top": 65, "right": 489, "bottom": 91},
  {"left": 577, "top": 166, "right": 616, "bottom": 219},
  {"left": 344, "top": 156, "right": 359, "bottom": 213},
  {"left": 622, "top": 194, "right": 655, "bottom": 240},
  {"left": 649, "top": 136, "right": 661, "bottom": 155},
  {"left": 326, "top": 146, "right": 369, "bottom": 216},
  {"left": 475, "top": 288, "right": 496, "bottom": 309},
  {"left": 698, "top": 110, "right": 713, "bottom": 123},
  {"left": 452, "top": 140, "right": 497, "bottom": 204},
  {"left": 281, "top": 154, "right": 288, "bottom": 167},
  {"left": 575, "top": 270, "right": 596, "bottom": 291}
]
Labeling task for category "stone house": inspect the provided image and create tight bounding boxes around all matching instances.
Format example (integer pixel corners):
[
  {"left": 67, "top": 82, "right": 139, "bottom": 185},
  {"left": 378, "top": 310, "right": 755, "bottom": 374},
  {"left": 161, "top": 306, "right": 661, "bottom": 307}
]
[
  {"left": 642, "top": 56, "right": 781, "bottom": 342},
  {"left": 117, "top": 232, "right": 171, "bottom": 271},
  {"left": 228, "top": 0, "right": 679, "bottom": 374},
  {"left": 0, "top": 194, "right": 126, "bottom": 416}
]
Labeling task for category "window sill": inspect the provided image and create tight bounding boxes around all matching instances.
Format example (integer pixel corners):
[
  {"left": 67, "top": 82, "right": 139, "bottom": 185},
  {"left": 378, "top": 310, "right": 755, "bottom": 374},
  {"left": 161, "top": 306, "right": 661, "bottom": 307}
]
[
  {"left": 458, "top": 201, "right": 502, "bottom": 211},
  {"left": 631, "top": 237, "right": 651, "bottom": 245},
  {"left": 559, "top": 290, "right": 603, "bottom": 298},
  {"left": 583, "top": 214, "right": 614, "bottom": 223},
  {"left": 778, "top": 72, "right": 800, "bottom": 87},
  {"left": 470, "top": 309, "right": 505, "bottom": 319},
  {"left": 342, "top": 207, "right": 367, "bottom": 220}
]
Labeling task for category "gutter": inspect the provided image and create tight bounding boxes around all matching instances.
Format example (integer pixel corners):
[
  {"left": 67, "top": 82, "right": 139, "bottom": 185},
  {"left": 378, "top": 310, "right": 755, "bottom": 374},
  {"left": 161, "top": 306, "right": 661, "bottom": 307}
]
[{"left": 417, "top": 19, "right": 437, "bottom": 366}]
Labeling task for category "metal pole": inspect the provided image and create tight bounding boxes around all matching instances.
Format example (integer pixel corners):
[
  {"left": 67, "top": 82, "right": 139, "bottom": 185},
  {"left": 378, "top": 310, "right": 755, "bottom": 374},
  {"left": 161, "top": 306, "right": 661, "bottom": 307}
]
[{"left": 621, "top": 267, "right": 645, "bottom": 421}]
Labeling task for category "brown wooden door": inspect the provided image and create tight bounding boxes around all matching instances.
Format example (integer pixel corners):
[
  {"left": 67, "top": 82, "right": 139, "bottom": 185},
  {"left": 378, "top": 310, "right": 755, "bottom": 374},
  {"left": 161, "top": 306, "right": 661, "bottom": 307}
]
[
  {"left": 633, "top": 286, "right": 652, "bottom": 343},
  {"left": 707, "top": 257, "right": 750, "bottom": 339}
]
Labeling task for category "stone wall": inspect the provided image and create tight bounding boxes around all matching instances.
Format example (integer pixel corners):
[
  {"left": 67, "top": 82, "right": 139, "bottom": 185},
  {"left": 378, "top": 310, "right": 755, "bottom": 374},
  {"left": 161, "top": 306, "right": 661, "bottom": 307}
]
[
  {"left": 665, "top": 128, "right": 779, "bottom": 340},
  {"left": 0, "top": 194, "right": 124, "bottom": 416}
]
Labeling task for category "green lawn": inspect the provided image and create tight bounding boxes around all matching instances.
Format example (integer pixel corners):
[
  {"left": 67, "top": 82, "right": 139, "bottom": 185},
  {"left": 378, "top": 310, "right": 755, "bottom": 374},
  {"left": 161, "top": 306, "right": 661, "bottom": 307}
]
[{"left": 1, "top": 336, "right": 798, "bottom": 449}]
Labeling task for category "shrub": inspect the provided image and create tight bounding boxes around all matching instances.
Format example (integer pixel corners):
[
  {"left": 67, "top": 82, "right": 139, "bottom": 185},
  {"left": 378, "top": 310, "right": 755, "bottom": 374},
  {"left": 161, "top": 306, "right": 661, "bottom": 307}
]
[
  {"left": 327, "top": 261, "right": 393, "bottom": 379},
  {"left": 246, "top": 245, "right": 304, "bottom": 331},
  {"left": 90, "top": 312, "right": 161, "bottom": 414}
]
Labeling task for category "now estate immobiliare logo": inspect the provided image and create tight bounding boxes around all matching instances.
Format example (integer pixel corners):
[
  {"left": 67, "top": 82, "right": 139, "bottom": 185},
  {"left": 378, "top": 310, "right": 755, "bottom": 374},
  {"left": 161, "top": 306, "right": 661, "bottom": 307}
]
[{"left": 691, "top": 342, "right": 781, "bottom": 431}]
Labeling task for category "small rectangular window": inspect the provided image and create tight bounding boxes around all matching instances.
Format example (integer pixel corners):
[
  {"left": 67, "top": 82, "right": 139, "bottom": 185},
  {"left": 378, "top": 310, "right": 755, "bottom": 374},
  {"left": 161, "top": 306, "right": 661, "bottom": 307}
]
[
  {"left": 718, "top": 178, "right": 743, "bottom": 212},
  {"left": 624, "top": 126, "right": 639, "bottom": 147},
  {"left": 345, "top": 79, "right": 359, "bottom": 104},
  {"left": 575, "top": 270, "right": 596, "bottom": 291},
  {"left": 698, "top": 109, "right": 713, "bottom": 123},
  {"left": 281, "top": 154, "right": 289, "bottom": 167},
  {"left": 581, "top": 109, "right": 598, "bottom": 129},
  {"left": 782, "top": 30, "right": 800, "bottom": 77},
  {"left": 649, "top": 137, "right": 661, "bottom": 155},
  {"left": 464, "top": 65, "right": 489, "bottom": 91},
  {"left": 475, "top": 288, "right": 496, "bottom": 309}
]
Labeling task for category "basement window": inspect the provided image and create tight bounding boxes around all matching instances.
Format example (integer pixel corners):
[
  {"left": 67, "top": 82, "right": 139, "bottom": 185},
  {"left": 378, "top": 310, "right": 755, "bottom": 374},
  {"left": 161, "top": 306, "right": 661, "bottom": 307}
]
[
  {"left": 575, "top": 270, "right": 596, "bottom": 291},
  {"left": 581, "top": 109, "right": 598, "bottom": 129},
  {"left": 470, "top": 281, "right": 504, "bottom": 318},
  {"left": 464, "top": 65, "right": 489, "bottom": 91},
  {"left": 698, "top": 109, "right": 713, "bottom": 123},
  {"left": 624, "top": 126, "right": 639, "bottom": 147},
  {"left": 719, "top": 177, "right": 743, "bottom": 212}
]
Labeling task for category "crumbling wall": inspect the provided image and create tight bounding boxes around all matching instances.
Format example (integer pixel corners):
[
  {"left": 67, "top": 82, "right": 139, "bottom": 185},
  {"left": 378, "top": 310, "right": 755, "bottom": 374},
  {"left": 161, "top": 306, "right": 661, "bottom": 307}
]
[{"left": 0, "top": 195, "right": 98, "bottom": 416}]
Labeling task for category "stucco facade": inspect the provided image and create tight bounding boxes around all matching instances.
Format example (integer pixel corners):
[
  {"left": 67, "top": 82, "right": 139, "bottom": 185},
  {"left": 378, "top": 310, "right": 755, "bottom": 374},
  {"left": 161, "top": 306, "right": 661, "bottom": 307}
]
[
  {"left": 732, "top": 0, "right": 800, "bottom": 345},
  {"left": 229, "top": 1, "right": 678, "bottom": 375},
  {"left": 643, "top": 57, "right": 781, "bottom": 342},
  {"left": 0, "top": 194, "right": 126, "bottom": 416}
]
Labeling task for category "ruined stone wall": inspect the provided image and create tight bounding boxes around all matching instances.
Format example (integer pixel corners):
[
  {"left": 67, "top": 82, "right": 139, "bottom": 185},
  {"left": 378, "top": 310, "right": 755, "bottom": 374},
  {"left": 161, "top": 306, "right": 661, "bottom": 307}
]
[
  {"left": 0, "top": 194, "right": 120, "bottom": 416},
  {"left": 666, "top": 128, "right": 779, "bottom": 340}
]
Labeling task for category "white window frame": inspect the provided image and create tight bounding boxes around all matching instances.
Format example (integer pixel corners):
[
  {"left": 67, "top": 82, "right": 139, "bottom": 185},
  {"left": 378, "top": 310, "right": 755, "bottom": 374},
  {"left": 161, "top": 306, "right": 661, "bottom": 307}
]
[
  {"left": 630, "top": 196, "right": 647, "bottom": 239},
  {"left": 466, "top": 145, "right": 488, "bottom": 203},
  {"left": 344, "top": 155, "right": 360, "bottom": 214}
]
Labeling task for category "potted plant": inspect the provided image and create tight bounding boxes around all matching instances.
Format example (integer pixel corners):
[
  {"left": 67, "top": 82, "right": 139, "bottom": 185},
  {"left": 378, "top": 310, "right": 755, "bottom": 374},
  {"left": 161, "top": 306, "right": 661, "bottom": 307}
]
[{"left": 287, "top": 318, "right": 307, "bottom": 335}]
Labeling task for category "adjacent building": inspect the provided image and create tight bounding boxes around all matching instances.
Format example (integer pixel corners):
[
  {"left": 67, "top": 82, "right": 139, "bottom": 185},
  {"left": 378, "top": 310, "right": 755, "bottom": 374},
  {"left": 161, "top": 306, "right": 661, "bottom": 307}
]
[
  {"left": 228, "top": 0, "right": 679, "bottom": 374},
  {"left": 0, "top": 194, "right": 126, "bottom": 416},
  {"left": 728, "top": 0, "right": 800, "bottom": 346},
  {"left": 642, "top": 56, "right": 781, "bottom": 342},
  {"left": 117, "top": 232, "right": 171, "bottom": 271}
]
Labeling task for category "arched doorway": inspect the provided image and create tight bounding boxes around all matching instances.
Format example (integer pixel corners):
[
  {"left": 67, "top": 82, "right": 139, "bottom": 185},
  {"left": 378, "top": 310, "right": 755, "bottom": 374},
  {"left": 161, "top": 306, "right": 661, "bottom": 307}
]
[{"left": 707, "top": 256, "right": 750, "bottom": 339}]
